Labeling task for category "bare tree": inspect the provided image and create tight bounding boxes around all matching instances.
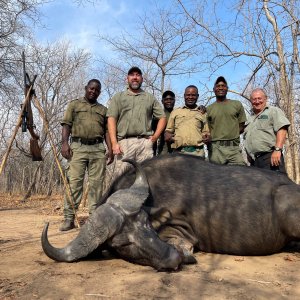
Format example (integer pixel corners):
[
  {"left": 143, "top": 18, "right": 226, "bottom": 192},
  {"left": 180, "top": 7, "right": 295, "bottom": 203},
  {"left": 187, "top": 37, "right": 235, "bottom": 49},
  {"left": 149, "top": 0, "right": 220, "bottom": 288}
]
[
  {"left": 98, "top": 4, "right": 202, "bottom": 98},
  {"left": 177, "top": 0, "right": 300, "bottom": 182},
  {"left": 92, "top": 62, "right": 128, "bottom": 103},
  {"left": 0, "top": 0, "right": 44, "bottom": 159},
  {"left": 0, "top": 0, "right": 44, "bottom": 97},
  {"left": 0, "top": 39, "right": 91, "bottom": 195}
]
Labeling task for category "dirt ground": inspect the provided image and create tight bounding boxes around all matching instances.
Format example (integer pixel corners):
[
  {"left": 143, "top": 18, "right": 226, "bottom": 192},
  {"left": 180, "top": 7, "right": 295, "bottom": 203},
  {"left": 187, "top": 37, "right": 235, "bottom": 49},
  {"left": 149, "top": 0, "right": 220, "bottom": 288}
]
[{"left": 0, "top": 194, "right": 300, "bottom": 300}]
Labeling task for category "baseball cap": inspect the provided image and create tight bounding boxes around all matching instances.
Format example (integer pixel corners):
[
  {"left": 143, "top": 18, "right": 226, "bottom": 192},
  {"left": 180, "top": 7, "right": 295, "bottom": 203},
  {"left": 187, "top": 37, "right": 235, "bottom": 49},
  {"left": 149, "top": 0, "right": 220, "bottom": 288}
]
[
  {"left": 215, "top": 76, "right": 227, "bottom": 86},
  {"left": 128, "top": 66, "right": 142, "bottom": 75},
  {"left": 162, "top": 90, "right": 175, "bottom": 99}
]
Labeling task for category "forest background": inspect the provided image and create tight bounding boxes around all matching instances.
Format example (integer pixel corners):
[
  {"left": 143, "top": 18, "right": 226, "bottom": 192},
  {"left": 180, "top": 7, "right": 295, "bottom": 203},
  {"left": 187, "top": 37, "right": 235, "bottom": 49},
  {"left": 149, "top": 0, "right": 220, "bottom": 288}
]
[{"left": 1, "top": 0, "right": 299, "bottom": 201}]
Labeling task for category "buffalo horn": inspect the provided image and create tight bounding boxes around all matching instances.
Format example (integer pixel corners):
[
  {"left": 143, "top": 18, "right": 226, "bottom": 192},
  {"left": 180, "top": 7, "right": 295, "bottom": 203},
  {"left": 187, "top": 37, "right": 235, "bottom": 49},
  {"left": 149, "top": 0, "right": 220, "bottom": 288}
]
[
  {"left": 41, "top": 203, "right": 125, "bottom": 262},
  {"left": 41, "top": 159, "right": 149, "bottom": 262}
]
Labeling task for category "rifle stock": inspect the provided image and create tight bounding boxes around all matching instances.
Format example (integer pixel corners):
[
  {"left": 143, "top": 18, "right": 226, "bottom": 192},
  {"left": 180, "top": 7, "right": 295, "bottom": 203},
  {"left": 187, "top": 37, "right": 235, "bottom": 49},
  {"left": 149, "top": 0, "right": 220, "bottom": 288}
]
[{"left": 22, "top": 52, "right": 42, "bottom": 161}]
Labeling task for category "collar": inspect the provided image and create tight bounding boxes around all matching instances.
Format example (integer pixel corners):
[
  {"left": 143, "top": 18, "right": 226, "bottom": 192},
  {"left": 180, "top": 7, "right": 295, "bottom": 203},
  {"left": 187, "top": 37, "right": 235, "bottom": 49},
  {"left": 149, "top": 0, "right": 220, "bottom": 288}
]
[
  {"left": 182, "top": 105, "right": 198, "bottom": 111},
  {"left": 253, "top": 104, "right": 269, "bottom": 117},
  {"left": 164, "top": 108, "right": 173, "bottom": 114},
  {"left": 81, "top": 96, "right": 99, "bottom": 106},
  {"left": 126, "top": 87, "right": 145, "bottom": 96}
]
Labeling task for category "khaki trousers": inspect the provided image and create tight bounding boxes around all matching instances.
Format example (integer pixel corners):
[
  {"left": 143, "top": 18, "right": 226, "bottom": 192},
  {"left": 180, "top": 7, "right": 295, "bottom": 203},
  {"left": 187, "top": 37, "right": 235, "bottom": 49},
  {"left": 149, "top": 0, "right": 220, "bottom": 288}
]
[{"left": 110, "top": 137, "right": 154, "bottom": 182}]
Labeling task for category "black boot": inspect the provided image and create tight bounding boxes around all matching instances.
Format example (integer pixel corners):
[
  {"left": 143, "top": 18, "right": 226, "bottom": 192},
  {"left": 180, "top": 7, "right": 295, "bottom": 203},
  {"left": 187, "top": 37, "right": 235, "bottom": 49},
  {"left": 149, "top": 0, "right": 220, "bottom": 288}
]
[{"left": 59, "top": 219, "right": 75, "bottom": 231}]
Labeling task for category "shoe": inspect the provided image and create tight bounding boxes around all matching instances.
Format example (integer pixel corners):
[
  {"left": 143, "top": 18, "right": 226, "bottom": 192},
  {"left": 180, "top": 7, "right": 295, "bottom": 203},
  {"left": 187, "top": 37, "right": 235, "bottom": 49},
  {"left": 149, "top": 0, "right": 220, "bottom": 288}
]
[{"left": 59, "top": 219, "right": 75, "bottom": 231}]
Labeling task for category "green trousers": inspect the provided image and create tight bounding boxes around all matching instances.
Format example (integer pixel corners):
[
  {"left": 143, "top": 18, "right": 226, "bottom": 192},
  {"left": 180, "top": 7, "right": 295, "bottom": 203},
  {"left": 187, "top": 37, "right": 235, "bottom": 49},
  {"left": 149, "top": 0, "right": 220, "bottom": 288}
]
[
  {"left": 208, "top": 142, "right": 245, "bottom": 165},
  {"left": 64, "top": 141, "right": 106, "bottom": 220}
]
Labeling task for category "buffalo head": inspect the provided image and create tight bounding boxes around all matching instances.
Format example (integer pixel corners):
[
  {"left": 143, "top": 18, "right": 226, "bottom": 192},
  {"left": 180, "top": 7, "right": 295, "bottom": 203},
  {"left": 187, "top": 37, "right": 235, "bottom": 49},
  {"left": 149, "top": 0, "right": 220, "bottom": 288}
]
[{"left": 41, "top": 159, "right": 182, "bottom": 271}]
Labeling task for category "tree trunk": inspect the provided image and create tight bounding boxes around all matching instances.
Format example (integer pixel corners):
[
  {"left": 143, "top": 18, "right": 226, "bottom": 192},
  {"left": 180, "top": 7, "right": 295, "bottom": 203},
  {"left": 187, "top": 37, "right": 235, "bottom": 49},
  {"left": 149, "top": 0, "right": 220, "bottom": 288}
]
[
  {"left": 263, "top": 0, "right": 300, "bottom": 182},
  {"left": 20, "top": 163, "right": 41, "bottom": 203}
]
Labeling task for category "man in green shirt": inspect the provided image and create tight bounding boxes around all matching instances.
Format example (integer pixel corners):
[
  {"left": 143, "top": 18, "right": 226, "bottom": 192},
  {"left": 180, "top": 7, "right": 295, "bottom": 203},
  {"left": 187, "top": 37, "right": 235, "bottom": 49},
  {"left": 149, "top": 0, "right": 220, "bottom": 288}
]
[
  {"left": 205, "top": 76, "right": 246, "bottom": 165},
  {"left": 60, "top": 79, "right": 112, "bottom": 231},
  {"left": 107, "top": 67, "right": 166, "bottom": 179},
  {"left": 244, "top": 88, "right": 290, "bottom": 173},
  {"left": 152, "top": 90, "right": 176, "bottom": 155},
  {"left": 165, "top": 85, "right": 209, "bottom": 157}
]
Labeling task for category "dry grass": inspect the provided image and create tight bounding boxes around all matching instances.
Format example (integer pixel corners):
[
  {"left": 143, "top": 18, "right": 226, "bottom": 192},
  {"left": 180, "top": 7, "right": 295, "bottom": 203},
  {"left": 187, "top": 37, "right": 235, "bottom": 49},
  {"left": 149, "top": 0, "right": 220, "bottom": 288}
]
[{"left": 0, "top": 193, "right": 64, "bottom": 216}]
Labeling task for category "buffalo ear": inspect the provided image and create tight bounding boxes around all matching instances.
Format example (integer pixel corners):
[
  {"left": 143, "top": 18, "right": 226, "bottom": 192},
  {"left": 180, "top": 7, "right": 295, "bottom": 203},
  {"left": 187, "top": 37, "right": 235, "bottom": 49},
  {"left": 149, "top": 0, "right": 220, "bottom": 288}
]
[{"left": 144, "top": 207, "right": 172, "bottom": 230}]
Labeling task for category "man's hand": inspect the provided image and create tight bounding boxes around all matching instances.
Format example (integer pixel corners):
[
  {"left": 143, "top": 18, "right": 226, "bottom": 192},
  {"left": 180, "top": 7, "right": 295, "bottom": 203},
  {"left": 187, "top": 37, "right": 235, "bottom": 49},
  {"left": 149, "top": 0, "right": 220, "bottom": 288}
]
[
  {"left": 112, "top": 143, "right": 123, "bottom": 155},
  {"left": 149, "top": 135, "right": 158, "bottom": 143},
  {"left": 164, "top": 131, "right": 174, "bottom": 142},
  {"left": 271, "top": 150, "right": 282, "bottom": 166},
  {"left": 198, "top": 105, "right": 206, "bottom": 114},
  {"left": 106, "top": 150, "right": 114, "bottom": 165},
  {"left": 202, "top": 133, "right": 211, "bottom": 144},
  {"left": 61, "top": 142, "right": 72, "bottom": 160}
]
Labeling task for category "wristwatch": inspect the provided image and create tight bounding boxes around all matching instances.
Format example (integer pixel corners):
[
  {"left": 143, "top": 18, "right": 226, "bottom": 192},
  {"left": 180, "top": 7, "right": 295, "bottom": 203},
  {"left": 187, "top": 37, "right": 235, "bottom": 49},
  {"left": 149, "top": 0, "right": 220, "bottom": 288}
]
[{"left": 273, "top": 147, "right": 282, "bottom": 151}]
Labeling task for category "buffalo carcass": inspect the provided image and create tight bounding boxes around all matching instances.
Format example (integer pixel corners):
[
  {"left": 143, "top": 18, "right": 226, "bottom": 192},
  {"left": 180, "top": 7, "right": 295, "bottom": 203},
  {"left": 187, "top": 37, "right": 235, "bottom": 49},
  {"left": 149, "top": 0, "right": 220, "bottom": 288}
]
[{"left": 42, "top": 154, "right": 300, "bottom": 270}]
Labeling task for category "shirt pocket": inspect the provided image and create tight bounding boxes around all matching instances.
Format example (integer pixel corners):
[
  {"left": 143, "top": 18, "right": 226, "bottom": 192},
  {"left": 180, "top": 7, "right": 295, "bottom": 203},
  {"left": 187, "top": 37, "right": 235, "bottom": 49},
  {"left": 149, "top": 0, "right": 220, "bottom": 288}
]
[
  {"left": 194, "top": 114, "right": 204, "bottom": 130},
  {"left": 74, "top": 108, "right": 88, "bottom": 121},
  {"left": 174, "top": 115, "right": 186, "bottom": 128},
  {"left": 94, "top": 110, "right": 105, "bottom": 127},
  {"left": 255, "top": 119, "right": 271, "bottom": 131}
]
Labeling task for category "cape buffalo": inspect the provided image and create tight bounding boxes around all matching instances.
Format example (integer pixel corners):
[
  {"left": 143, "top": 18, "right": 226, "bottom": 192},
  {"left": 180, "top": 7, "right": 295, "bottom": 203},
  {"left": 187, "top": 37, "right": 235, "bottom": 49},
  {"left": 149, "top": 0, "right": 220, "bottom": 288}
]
[{"left": 42, "top": 154, "right": 300, "bottom": 270}]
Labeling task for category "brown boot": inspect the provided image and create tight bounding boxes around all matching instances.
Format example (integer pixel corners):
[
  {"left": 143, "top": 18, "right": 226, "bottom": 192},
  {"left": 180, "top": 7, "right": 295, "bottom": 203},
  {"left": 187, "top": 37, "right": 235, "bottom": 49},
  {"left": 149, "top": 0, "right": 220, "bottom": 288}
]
[{"left": 59, "top": 219, "right": 75, "bottom": 231}]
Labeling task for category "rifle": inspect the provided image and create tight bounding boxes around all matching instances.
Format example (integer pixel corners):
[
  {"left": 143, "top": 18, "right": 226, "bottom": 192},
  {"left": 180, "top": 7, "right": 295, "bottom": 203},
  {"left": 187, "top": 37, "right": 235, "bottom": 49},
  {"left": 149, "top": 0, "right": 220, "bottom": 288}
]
[{"left": 21, "top": 51, "right": 43, "bottom": 161}]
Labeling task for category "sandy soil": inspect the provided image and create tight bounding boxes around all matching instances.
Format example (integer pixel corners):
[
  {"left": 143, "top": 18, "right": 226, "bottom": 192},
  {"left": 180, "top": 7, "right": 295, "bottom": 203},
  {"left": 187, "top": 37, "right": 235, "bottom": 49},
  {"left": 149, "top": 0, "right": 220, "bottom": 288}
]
[{"left": 0, "top": 195, "right": 300, "bottom": 300}]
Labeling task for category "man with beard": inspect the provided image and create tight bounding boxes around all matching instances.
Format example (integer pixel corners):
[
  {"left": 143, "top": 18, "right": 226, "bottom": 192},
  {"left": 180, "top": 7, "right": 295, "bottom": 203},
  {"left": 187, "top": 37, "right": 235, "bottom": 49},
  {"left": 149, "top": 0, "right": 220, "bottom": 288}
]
[
  {"left": 107, "top": 67, "right": 166, "bottom": 179},
  {"left": 152, "top": 90, "right": 176, "bottom": 155},
  {"left": 204, "top": 76, "right": 246, "bottom": 165},
  {"left": 60, "top": 79, "right": 113, "bottom": 231},
  {"left": 164, "top": 85, "right": 209, "bottom": 158}
]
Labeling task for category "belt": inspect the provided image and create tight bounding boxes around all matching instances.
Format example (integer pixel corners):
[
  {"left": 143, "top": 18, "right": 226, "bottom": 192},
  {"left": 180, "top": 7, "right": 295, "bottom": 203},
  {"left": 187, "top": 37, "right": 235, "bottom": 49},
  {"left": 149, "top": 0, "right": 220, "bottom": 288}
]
[
  {"left": 254, "top": 151, "right": 271, "bottom": 159},
  {"left": 177, "top": 145, "right": 204, "bottom": 152},
  {"left": 212, "top": 140, "right": 240, "bottom": 147},
  {"left": 72, "top": 137, "right": 103, "bottom": 145},
  {"left": 120, "top": 135, "right": 150, "bottom": 140}
]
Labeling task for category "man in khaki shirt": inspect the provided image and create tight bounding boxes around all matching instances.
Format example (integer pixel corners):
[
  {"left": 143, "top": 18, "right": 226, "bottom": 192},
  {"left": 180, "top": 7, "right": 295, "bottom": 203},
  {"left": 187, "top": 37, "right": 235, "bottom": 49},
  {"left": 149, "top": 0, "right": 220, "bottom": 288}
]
[
  {"left": 244, "top": 88, "right": 290, "bottom": 173},
  {"left": 107, "top": 67, "right": 166, "bottom": 180},
  {"left": 165, "top": 85, "right": 209, "bottom": 157},
  {"left": 60, "top": 79, "right": 112, "bottom": 231}
]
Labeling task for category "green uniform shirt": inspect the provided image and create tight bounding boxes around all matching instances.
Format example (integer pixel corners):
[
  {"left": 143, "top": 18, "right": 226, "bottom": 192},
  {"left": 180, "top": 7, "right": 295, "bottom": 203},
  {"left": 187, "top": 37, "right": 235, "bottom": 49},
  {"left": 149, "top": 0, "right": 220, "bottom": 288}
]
[
  {"left": 107, "top": 89, "right": 165, "bottom": 139},
  {"left": 244, "top": 105, "right": 290, "bottom": 159},
  {"left": 166, "top": 106, "right": 209, "bottom": 149},
  {"left": 206, "top": 99, "right": 246, "bottom": 141},
  {"left": 61, "top": 97, "right": 107, "bottom": 139},
  {"left": 164, "top": 109, "right": 171, "bottom": 122},
  {"left": 153, "top": 108, "right": 173, "bottom": 154}
]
